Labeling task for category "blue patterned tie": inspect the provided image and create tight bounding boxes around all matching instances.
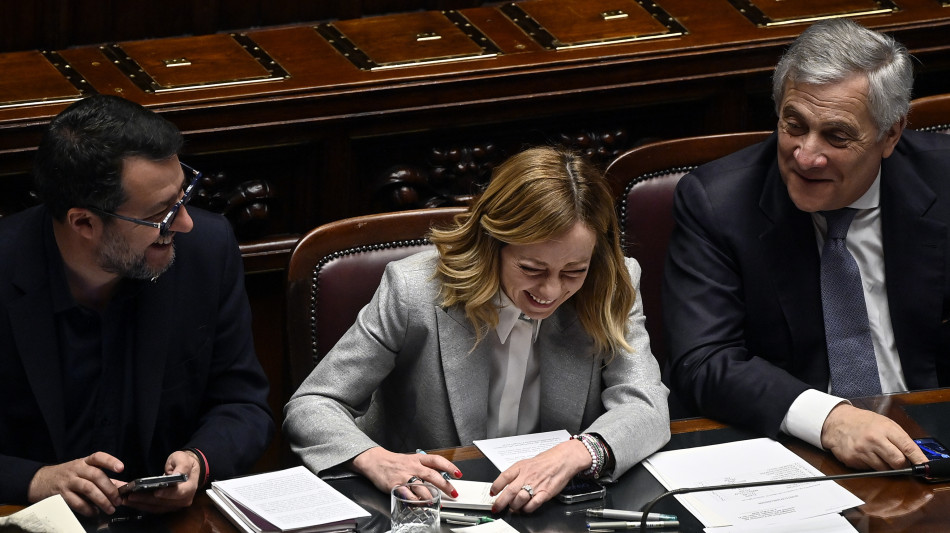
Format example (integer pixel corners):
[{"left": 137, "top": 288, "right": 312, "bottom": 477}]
[{"left": 821, "top": 208, "right": 881, "bottom": 398}]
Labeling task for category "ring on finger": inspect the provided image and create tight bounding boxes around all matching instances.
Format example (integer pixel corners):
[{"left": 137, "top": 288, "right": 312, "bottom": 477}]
[
  {"left": 521, "top": 484, "right": 534, "bottom": 497},
  {"left": 408, "top": 475, "right": 421, "bottom": 484}
]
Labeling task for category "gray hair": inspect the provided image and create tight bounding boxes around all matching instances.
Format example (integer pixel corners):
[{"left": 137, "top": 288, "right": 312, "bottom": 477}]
[{"left": 772, "top": 18, "right": 913, "bottom": 139}]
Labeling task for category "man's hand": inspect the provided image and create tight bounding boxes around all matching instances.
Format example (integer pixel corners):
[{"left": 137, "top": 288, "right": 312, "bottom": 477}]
[
  {"left": 489, "top": 439, "right": 590, "bottom": 514},
  {"left": 349, "top": 446, "right": 462, "bottom": 500},
  {"left": 820, "top": 404, "right": 927, "bottom": 470},
  {"left": 27, "top": 452, "right": 124, "bottom": 517},
  {"left": 119, "top": 450, "right": 201, "bottom": 514}
]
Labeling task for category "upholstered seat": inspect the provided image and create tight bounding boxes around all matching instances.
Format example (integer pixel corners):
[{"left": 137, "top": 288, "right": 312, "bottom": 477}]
[
  {"left": 909, "top": 93, "right": 950, "bottom": 135},
  {"left": 604, "top": 131, "right": 772, "bottom": 369},
  {"left": 285, "top": 207, "right": 466, "bottom": 391}
]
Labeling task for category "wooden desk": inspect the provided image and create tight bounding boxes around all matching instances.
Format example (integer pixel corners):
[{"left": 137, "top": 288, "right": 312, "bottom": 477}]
[{"left": 5, "top": 388, "right": 950, "bottom": 531}]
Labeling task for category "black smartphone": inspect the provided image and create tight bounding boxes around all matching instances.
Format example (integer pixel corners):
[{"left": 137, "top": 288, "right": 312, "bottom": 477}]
[
  {"left": 914, "top": 437, "right": 950, "bottom": 482},
  {"left": 556, "top": 478, "right": 606, "bottom": 504},
  {"left": 119, "top": 473, "right": 188, "bottom": 495}
]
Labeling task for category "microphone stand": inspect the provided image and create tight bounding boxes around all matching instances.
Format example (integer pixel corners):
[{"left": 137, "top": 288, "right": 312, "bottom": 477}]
[{"left": 637, "top": 461, "right": 944, "bottom": 533}]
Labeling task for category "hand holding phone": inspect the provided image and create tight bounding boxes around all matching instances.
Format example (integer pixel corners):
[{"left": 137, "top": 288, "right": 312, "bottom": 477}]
[
  {"left": 118, "top": 473, "right": 188, "bottom": 496},
  {"left": 914, "top": 437, "right": 950, "bottom": 483}
]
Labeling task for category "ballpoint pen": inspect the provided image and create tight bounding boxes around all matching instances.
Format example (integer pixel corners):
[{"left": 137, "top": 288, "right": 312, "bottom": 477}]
[
  {"left": 441, "top": 511, "right": 496, "bottom": 525},
  {"left": 416, "top": 448, "right": 453, "bottom": 482},
  {"left": 586, "top": 509, "right": 678, "bottom": 522},
  {"left": 587, "top": 520, "right": 679, "bottom": 530}
]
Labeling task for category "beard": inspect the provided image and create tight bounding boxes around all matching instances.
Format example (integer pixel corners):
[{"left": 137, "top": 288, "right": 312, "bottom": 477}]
[{"left": 97, "top": 224, "right": 175, "bottom": 280}]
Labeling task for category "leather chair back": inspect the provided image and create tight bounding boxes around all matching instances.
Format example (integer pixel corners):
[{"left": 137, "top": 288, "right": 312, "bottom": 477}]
[
  {"left": 604, "top": 131, "right": 772, "bottom": 367},
  {"left": 909, "top": 93, "right": 950, "bottom": 135},
  {"left": 286, "top": 207, "right": 467, "bottom": 391}
]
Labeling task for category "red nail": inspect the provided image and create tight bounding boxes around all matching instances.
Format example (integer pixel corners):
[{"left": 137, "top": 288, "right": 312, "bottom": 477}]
[
  {"left": 489, "top": 490, "right": 495, "bottom": 497},
  {"left": 455, "top": 470, "right": 463, "bottom": 478},
  {"left": 451, "top": 490, "right": 459, "bottom": 498}
]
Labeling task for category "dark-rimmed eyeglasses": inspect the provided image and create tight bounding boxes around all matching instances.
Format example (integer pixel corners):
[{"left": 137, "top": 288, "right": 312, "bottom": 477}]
[{"left": 89, "top": 162, "right": 201, "bottom": 237}]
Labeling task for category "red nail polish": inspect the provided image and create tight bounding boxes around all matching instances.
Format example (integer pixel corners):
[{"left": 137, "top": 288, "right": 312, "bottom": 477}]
[
  {"left": 451, "top": 490, "right": 459, "bottom": 498},
  {"left": 455, "top": 470, "right": 462, "bottom": 478}
]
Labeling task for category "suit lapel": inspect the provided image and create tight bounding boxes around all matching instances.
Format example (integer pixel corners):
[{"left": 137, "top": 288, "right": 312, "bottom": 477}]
[
  {"left": 881, "top": 155, "right": 944, "bottom": 389},
  {"left": 10, "top": 212, "right": 67, "bottom": 458},
  {"left": 537, "top": 306, "right": 594, "bottom": 434},
  {"left": 758, "top": 163, "right": 829, "bottom": 387},
  {"left": 439, "top": 305, "right": 489, "bottom": 444}
]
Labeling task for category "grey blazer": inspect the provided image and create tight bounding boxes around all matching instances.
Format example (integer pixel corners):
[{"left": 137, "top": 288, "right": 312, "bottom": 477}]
[{"left": 284, "top": 250, "right": 670, "bottom": 481}]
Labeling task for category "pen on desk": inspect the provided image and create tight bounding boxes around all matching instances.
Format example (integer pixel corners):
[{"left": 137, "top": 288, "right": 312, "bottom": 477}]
[
  {"left": 415, "top": 449, "right": 453, "bottom": 482},
  {"left": 586, "top": 509, "right": 678, "bottom": 521},
  {"left": 441, "top": 511, "right": 495, "bottom": 524},
  {"left": 587, "top": 520, "right": 679, "bottom": 530}
]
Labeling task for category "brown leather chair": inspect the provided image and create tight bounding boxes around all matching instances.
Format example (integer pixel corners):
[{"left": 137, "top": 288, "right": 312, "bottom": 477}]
[
  {"left": 909, "top": 93, "right": 950, "bottom": 135},
  {"left": 604, "top": 131, "right": 772, "bottom": 370},
  {"left": 285, "top": 207, "right": 467, "bottom": 392}
]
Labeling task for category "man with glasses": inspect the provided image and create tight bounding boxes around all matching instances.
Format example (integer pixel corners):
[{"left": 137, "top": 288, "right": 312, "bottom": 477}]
[{"left": 0, "top": 95, "right": 274, "bottom": 519}]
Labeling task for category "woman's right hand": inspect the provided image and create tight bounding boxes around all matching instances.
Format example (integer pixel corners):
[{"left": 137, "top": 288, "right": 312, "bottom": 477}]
[{"left": 349, "top": 446, "right": 462, "bottom": 498}]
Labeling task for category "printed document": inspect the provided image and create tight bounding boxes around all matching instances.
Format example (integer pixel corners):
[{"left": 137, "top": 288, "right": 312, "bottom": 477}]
[
  {"left": 643, "top": 438, "right": 863, "bottom": 528},
  {"left": 0, "top": 495, "right": 84, "bottom": 533},
  {"left": 210, "top": 466, "right": 369, "bottom": 531},
  {"left": 706, "top": 513, "right": 857, "bottom": 533},
  {"left": 474, "top": 429, "right": 570, "bottom": 472}
]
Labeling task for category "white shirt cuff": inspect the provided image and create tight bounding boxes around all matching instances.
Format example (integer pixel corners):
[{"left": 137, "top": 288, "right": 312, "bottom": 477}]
[{"left": 780, "top": 389, "right": 850, "bottom": 449}]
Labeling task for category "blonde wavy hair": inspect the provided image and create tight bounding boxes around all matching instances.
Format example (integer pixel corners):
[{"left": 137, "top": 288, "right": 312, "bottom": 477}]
[{"left": 429, "top": 146, "right": 635, "bottom": 356}]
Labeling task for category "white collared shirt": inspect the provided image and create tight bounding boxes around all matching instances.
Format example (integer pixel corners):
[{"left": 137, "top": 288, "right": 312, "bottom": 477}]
[
  {"left": 486, "top": 291, "right": 541, "bottom": 438},
  {"left": 781, "top": 169, "right": 907, "bottom": 448}
]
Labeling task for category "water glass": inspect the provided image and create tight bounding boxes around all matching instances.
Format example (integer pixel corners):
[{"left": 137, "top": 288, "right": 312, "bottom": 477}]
[{"left": 391, "top": 481, "right": 440, "bottom": 533}]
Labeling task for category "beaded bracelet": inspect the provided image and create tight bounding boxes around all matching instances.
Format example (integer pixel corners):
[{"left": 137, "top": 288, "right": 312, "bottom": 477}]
[{"left": 572, "top": 433, "right": 607, "bottom": 479}]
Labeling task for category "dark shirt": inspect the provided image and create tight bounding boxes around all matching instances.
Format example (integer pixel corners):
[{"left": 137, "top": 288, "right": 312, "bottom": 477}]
[{"left": 44, "top": 221, "right": 144, "bottom": 480}]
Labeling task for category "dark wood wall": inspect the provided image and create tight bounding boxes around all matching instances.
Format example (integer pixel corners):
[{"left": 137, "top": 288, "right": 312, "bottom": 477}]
[
  {"left": 4, "top": 0, "right": 950, "bottom": 472},
  {"left": 0, "top": 1, "right": 489, "bottom": 53}
]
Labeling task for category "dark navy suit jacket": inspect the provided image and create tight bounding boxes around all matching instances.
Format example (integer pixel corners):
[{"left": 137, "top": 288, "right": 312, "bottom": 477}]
[
  {"left": 0, "top": 205, "right": 274, "bottom": 504},
  {"left": 663, "top": 130, "right": 950, "bottom": 438}
]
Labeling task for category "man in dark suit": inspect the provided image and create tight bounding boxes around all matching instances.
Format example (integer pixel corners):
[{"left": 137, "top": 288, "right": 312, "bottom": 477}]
[
  {"left": 0, "top": 95, "right": 274, "bottom": 516},
  {"left": 664, "top": 18, "right": 949, "bottom": 471}
]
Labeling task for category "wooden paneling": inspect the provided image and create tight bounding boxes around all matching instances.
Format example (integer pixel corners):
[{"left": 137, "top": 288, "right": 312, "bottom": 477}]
[
  {"left": 4, "top": 0, "right": 950, "bottom": 473},
  {"left": 0, "top": 1, "right": 491, "bottom": 54}
]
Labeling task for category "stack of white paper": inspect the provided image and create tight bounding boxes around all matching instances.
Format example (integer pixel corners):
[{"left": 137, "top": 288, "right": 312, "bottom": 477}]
[
  {"left": 208, "top": 466, "right": 369, "bottom": 533},
  {"left": 643, "top": 438, "right": 863, "bottom": 533},
  {"left": 441, "top": 479, "right": 498, "bottom": 511}
]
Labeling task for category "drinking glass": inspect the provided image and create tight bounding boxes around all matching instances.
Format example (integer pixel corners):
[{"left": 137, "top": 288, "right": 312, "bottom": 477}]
[{"left": 391, "top": 482, "right": 440, "bottom": 532}]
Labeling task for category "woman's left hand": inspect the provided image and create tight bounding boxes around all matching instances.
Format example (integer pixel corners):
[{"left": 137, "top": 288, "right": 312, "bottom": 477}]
[{"left": 488, "top": 438, "right": 591, "bottom": 514}]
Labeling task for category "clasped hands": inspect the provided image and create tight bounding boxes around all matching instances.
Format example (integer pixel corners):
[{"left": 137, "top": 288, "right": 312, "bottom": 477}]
[
  {"left": 351, "top": 438, "right": 591, "bottom": 514},
  {"left": 27, "top": 450, "right": 201, "bottom": 517}
]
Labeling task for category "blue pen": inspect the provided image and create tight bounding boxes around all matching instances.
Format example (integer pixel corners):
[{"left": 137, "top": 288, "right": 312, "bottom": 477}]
[{"left": 416, "top": 449, "right": 454, "bottom": 482}]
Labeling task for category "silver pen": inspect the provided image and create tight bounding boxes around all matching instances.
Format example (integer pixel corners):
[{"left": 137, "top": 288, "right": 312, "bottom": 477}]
[
  {"left": 587, "top": 520, "right": 680, "bottom": 530},
  {"left": 586, "top": 509, "right": 678, "bottom": 521},
  {"left": 441, "top": 511, "right": 495, "bottom": 524}
]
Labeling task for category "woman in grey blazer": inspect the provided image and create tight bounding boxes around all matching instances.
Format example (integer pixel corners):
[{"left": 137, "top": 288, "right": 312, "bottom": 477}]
[{"left": 284, "top": 147, "right": 670, "bottom": 514}]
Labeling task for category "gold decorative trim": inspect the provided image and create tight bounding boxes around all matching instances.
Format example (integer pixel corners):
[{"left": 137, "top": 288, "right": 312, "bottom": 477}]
[
  {"left": 725, "top": 0, "right": 900, "bottom": 27},
  {"left": 100, "top": 33, "right": 289, "bottom": 93},
  {"left": 316, "top": 11, "right": 501, "bottom": 71},
  {"left": 500, "top": 0, "right": 686, "bottom": 50},
  {"left": 0, "top": 51, "right": 92, "bottom": 110}
]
